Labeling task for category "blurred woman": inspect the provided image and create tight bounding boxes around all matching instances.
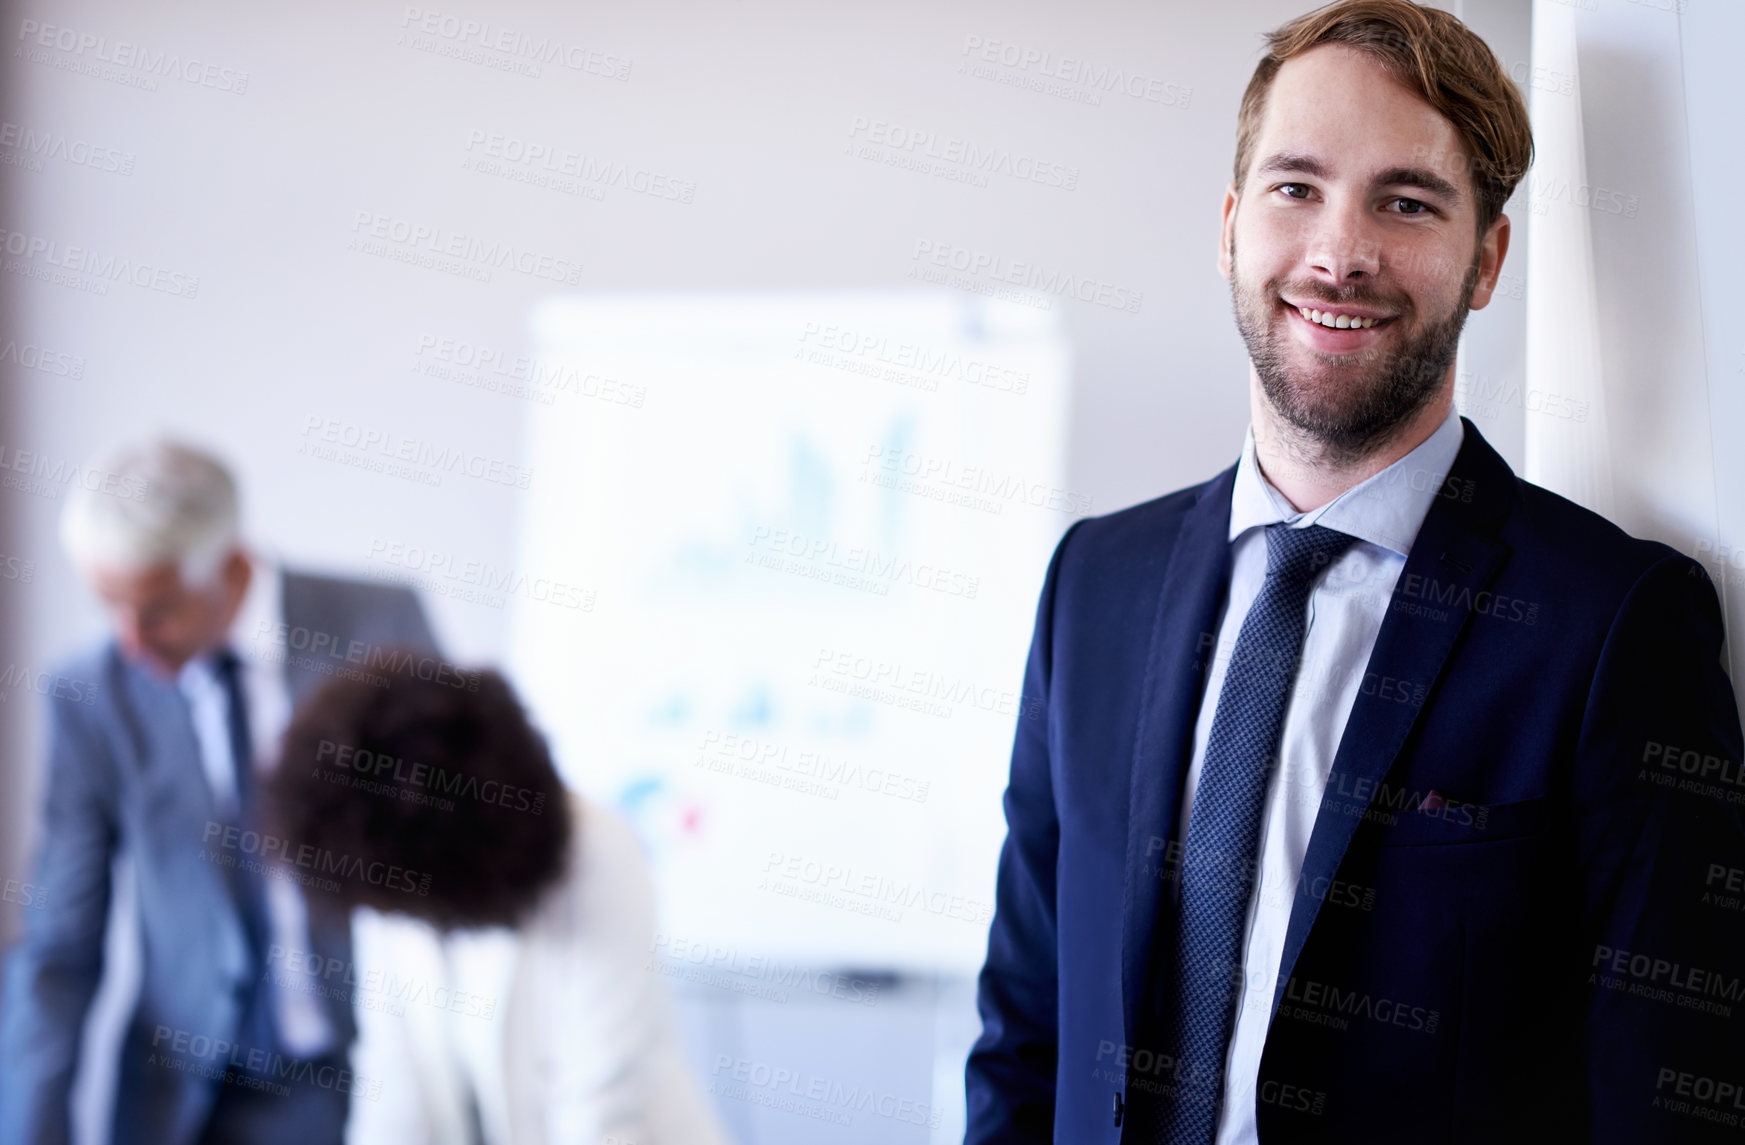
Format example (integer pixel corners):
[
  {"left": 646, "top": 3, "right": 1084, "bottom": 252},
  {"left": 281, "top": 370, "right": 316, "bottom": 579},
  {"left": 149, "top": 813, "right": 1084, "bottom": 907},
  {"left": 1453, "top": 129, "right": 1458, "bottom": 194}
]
[{"left": 268, "top": 662, "right": 732, "bottom": 1145}]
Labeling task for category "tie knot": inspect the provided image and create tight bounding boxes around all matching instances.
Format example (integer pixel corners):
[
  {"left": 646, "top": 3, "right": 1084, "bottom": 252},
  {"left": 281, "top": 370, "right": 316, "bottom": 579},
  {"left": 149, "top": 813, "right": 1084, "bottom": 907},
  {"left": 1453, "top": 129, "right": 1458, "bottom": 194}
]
[
  {"left": 213, "top": 645, "right": 243, "bottom": 681},
  {"left": 1263, "top": 523, "right": 1358, "bottom": 587}
]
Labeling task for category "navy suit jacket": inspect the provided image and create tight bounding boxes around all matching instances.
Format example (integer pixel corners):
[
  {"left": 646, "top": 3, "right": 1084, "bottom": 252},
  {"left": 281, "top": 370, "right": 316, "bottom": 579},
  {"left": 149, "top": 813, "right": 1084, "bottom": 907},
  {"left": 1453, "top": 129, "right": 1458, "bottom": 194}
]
[
  {"left": 0, "top": 570, "right": 436, "bottom": 1145},
  {"left": 965, "top": 420, "right": 1745, "bottom": 1143}
]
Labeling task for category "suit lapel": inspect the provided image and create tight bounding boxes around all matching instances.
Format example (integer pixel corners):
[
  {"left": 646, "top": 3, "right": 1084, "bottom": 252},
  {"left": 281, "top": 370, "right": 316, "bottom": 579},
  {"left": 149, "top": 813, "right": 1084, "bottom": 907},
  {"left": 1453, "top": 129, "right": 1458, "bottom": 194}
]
[
  {"left": 1121, "top": 464, "right": 1236, "bottom": 1047},
  {"left": 117, "top": 653, "right": 252, "bottom": 983},
  {"left": 121, "top": 654, "right": 220, "bottom": 828},
  {"left": 1268, "top": 422, "right": 1515, "bottom": 1020}
]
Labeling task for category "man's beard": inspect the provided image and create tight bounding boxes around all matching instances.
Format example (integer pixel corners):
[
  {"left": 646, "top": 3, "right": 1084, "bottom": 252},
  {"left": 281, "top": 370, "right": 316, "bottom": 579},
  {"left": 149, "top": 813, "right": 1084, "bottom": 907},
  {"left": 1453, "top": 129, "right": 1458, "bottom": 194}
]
[{"left": 1230, "top": 242, "right": 1477, "bottom": 465}]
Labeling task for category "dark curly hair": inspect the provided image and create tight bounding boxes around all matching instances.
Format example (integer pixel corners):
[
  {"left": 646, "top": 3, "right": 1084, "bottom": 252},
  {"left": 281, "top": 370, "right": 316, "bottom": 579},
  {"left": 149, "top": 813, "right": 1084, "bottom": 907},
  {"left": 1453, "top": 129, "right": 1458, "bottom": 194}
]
[{"left": 267, "top": 659, "right": 573, "bottom": 931}]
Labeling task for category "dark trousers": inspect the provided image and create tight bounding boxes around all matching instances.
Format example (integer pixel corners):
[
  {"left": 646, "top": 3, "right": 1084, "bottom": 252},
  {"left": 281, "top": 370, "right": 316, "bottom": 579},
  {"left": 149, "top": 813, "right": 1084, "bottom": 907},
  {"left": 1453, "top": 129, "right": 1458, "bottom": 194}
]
[{"left": 194, "top": 1050, "right": 350, "bottom": 1145}]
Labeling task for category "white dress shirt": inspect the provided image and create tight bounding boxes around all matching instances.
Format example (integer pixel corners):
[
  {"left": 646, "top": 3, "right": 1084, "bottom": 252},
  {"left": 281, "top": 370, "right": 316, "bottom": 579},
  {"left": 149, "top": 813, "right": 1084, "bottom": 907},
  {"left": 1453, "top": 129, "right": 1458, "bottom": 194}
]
[
  {"left": 176, "top": 554, "right": 333, "bottom": 1058},
  {"left": 1173, "top": 407, "right": 1464, "bottom": 1145}
]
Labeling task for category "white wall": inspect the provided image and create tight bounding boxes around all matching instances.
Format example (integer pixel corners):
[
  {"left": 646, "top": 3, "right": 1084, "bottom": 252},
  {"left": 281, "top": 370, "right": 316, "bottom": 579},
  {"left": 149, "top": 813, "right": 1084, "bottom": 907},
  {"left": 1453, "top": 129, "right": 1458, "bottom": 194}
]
[
  {"left": 1564, "top": 0, "right": 1720, "bottom": 555},
  {"left": 1684, "top": 0, "right": 1745, "bottom": 690},
  {"left": 1519, "top": 0, "right": 1743, "bottom": 695}
]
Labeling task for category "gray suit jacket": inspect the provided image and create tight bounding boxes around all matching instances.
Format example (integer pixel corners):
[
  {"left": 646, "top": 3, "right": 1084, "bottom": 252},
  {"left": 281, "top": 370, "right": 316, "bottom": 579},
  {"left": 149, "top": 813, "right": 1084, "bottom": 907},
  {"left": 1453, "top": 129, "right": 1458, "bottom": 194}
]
[{"left": 0, "top": 570, "right": 436, "bottom": 1145}]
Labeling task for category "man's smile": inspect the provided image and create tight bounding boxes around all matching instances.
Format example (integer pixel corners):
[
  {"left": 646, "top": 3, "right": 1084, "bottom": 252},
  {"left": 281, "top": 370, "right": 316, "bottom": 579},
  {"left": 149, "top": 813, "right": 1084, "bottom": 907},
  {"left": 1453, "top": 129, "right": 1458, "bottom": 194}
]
[{"left": 1278, "top": 294, "right": 1400, "bottom": 350}]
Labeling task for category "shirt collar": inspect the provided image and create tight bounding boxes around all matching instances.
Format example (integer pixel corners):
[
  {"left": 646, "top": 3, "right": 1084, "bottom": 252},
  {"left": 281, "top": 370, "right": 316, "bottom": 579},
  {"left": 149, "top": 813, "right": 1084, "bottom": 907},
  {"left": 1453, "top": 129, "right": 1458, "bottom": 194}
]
[
  {"left": 176, "top": 649, "right": 222, "bottom": 694},
  {"left": 1228, "top": 405, "right": 1465, "bottom": 557}
]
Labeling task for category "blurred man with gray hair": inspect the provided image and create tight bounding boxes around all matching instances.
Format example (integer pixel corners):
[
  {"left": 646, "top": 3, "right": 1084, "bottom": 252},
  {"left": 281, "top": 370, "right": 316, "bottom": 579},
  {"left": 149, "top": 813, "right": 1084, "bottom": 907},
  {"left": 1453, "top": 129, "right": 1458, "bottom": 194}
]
[{"left": 0, "top": 440, "right": 439, "bottom": 1145}]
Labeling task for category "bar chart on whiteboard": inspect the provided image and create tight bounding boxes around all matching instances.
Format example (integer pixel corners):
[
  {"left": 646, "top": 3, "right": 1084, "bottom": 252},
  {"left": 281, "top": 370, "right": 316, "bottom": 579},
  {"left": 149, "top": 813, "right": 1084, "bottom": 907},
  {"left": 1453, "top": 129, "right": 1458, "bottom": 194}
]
[{"left": 507, "top": 290, "right": 1075, "bottom": 973}]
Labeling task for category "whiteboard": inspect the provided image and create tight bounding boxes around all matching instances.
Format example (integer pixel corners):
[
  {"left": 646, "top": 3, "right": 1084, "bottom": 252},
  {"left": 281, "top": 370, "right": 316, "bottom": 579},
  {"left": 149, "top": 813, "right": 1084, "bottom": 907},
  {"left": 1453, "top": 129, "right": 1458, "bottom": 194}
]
[{"left": 507, "top": 291, "right": 1073, "bottom": 973}]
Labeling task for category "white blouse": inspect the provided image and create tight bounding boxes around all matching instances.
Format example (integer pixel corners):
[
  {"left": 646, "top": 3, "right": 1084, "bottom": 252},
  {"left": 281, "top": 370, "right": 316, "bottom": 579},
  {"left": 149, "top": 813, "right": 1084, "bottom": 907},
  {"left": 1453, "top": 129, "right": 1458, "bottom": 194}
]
[{"left": 344, "top": 793, "right": 733, "bottom": 1145}]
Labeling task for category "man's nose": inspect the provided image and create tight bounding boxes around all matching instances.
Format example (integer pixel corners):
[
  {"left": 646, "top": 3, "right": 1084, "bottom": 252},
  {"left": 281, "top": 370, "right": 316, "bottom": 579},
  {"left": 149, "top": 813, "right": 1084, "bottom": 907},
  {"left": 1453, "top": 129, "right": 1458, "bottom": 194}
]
[{"left": 1303, "top": 206, "right": 1382, "bottom": 282}]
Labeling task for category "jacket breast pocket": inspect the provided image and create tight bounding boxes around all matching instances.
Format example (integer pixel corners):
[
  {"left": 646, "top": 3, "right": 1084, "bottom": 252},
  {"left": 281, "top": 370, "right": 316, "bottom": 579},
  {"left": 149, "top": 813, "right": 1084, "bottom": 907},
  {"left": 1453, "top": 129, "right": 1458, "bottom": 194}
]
[{"left": 1370, "top": 795, "right": 1548, "bottom": 847}]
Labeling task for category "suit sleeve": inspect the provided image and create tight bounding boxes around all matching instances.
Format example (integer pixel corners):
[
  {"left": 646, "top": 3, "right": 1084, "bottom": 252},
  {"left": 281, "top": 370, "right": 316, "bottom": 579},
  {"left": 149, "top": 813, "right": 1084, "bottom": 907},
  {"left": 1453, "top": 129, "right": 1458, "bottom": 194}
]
[
  {"left": 0, "top": 683, "right": 120, "bottom": 1145},
  {"left": 1572, "top": 554, "right": 1745, "bottom": 1144},
  {"left": 963, "top": 524, "right": 1079, "bottom": 1145}
]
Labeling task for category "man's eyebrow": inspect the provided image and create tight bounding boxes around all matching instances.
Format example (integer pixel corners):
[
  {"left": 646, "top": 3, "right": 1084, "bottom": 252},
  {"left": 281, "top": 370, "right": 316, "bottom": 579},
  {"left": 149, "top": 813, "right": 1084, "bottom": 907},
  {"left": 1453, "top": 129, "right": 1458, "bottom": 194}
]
[
  {"left": 1373, "top": 166, "right": 1462, "bottom": 202},
  {"left": 1256, "top": 152, "right": 1329, "bottom": 178}
]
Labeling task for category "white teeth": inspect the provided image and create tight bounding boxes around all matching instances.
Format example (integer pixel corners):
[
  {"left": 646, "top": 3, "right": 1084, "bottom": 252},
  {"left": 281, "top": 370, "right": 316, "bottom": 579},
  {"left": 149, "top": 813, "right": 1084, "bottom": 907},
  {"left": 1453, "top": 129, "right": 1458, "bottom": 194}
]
[{"left": 1297, "top": 305, "right": 1382, "bottom": 329}]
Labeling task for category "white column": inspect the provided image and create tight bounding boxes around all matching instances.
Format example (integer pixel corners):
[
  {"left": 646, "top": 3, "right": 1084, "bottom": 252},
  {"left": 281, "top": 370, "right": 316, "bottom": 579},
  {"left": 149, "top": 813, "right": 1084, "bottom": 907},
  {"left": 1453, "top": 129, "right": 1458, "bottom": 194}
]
[{"left": 1523, "top": 0, "right": 1614, "bottom": 518}]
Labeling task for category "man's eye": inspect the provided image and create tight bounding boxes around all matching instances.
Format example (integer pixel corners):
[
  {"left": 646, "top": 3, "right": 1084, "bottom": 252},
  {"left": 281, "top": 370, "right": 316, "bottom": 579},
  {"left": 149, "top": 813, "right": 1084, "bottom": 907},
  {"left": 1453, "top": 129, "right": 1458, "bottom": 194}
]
[
  {"left": 1278, "top": 183, "right": 1313, "bottom": 199},
  {"left": 1388, "top": 197, "right": 1430, "bottom": 215}
]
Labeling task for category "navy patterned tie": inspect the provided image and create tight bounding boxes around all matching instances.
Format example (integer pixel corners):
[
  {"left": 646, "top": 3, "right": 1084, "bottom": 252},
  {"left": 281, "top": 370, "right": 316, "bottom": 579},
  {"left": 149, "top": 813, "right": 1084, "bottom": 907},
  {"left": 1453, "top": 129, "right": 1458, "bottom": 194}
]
[{"left": 1136, "top": 523, "right": 1358, "bottom": 1143}]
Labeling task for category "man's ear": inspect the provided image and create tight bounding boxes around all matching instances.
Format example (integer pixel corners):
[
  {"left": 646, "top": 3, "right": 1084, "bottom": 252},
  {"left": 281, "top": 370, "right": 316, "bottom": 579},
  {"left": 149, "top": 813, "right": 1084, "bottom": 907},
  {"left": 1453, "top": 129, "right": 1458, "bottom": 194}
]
[
  {"left": 1466, "top": 212, "right": 1511, "bottom": 311},
  {"left": 1217, "top": 181, "right": 1239, "bottom": 281}
]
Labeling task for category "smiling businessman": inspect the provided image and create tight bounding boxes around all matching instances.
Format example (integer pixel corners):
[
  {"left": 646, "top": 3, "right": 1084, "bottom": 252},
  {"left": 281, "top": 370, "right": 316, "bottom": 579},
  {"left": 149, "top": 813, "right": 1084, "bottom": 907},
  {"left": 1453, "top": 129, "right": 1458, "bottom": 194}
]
[{"left": 963, "top": 2, "right": 1745, "bottom": 1143}]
